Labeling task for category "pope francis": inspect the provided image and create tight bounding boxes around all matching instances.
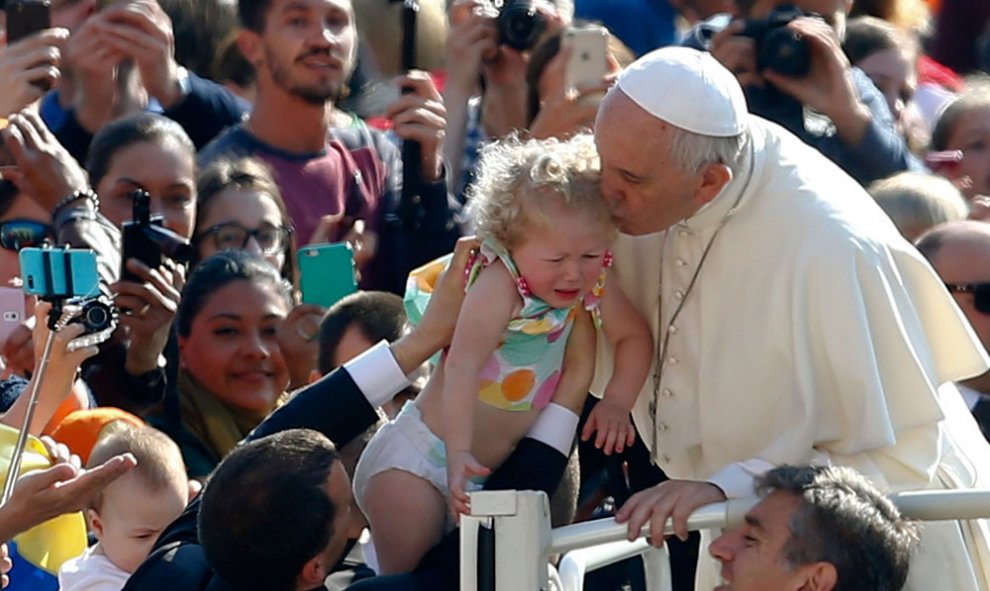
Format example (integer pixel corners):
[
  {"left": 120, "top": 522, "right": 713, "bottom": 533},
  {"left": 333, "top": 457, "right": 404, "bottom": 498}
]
[{"left": 592, "top": 46, "right": 990, "bottom": 590}]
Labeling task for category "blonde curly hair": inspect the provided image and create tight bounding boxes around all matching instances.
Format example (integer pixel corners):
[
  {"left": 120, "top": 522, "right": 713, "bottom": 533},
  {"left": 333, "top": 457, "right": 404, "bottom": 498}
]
[{"left": 470, "top": 133, "right": 615, "bottom": 248}]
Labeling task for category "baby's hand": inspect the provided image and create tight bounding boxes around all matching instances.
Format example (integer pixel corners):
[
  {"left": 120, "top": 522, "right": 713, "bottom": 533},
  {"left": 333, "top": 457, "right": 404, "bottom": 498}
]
[
  {"left": 581, "top": 399, "right": 636, "bottom": 455},
  {"left": 447, "top": 450, "right": 491, "bottom": 518}
]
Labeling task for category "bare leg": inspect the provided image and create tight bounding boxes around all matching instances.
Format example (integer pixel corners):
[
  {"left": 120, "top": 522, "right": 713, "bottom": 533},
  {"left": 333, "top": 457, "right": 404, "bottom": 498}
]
[{"left": 362, "top": 468, "right": 448, "bottom": 575}]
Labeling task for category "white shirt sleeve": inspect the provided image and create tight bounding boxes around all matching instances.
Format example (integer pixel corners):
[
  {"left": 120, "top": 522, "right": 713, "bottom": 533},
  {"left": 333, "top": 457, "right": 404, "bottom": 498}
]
[
  {"left": 344, "top": 340, "right": 411, "bottom": 409},
  {"left": 527, "top": 403, "right": 580, "bottom": 456}
]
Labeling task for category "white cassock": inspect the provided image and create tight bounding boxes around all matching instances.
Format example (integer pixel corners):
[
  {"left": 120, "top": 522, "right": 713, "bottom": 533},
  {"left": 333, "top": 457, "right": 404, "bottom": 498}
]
[{"left": 592, "top": 115, "right": 990, "bottom": 590}]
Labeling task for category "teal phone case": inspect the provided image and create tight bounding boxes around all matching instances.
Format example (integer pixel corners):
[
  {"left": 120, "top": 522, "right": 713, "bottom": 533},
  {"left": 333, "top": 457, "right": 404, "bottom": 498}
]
[
  {"left": 20, "top": 248, "right": 101, "bottom": 298},
  {"left": 298, "top": 243, "right": 358, "bottom": 308}
]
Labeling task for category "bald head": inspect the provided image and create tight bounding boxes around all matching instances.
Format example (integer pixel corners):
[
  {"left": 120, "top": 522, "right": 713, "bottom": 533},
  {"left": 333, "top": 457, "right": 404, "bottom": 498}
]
[
  {"left": 917, "top": 221, "right": 990, "bottom": 368},
  {"left": 917, "top": 221, "right": 990, "bottom": 279}
]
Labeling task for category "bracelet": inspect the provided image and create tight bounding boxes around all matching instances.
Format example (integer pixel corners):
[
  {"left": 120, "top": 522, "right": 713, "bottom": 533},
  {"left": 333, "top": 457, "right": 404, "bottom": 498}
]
[{"left": 52, "top": 189, "right": 100, "bottom": 220}]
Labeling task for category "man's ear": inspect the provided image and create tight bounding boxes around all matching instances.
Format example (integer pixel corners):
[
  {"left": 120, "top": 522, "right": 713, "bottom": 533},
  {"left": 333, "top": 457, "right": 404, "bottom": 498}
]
[
  {"left": 296, "top": 554, "right": 329, "bottom": 589},
  {"left": 798, "top": 562, "right": 838, "bottom": 591},
  {"left": 308, "top": 369, "right": 322, "bottom": 385},
  {"left": 237, "top": 29, "right": 265, "bottom": 68},
  {"left": 694, "top": 162, "right": 733, "bottom": 207}
]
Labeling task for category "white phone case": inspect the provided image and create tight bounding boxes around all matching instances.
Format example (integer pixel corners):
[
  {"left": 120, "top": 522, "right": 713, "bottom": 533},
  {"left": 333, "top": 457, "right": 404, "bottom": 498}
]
[{"left": 563, "top": 26, "right": 609, "bottom": 104}]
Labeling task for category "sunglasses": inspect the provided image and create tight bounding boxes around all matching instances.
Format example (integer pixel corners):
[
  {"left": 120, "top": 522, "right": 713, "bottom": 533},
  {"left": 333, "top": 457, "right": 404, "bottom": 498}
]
[
  {"left": 0, "top": 219, "right": 54, "bottom": 251},
  {"left": 946, "top": 283, "right": 990, "bottom": 315}
]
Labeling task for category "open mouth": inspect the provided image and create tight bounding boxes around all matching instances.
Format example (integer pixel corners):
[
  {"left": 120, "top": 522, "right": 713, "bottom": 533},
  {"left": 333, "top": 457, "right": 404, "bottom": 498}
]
[{"left": 297, "top": 54, "right": 343, "bottom": 72}]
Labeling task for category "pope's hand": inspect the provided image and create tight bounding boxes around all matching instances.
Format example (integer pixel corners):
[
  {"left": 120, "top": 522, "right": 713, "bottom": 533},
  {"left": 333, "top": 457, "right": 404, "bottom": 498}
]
[{"left": 615, "top": 479, "right": 726, "bottom": 546}]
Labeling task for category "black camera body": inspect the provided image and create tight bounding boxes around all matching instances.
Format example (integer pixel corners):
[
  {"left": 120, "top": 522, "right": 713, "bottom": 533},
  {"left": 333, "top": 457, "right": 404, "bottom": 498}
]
[
  {"left": 739, "top": 5, "right": 814, "bottom": 78},
  {"left": 69, "top": 297, "right": 117, "bottom": 334},
  {"left": 494, "top": 0, "right": 546, "bottom": 51},
  {"left": 120, "top": 190, "right": 192, "bottom": 282}
]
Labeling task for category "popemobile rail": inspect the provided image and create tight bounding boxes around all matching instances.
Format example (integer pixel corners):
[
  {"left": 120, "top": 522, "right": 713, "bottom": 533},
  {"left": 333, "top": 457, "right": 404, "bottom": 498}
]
[{"left": 459, "top": 489, "right": 990, "bottom": 591}]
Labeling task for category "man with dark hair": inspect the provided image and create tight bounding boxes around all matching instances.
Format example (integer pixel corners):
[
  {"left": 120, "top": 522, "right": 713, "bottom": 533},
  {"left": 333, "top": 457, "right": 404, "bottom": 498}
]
[
  {"left": 201, "top": 0, "right": 461, "bottom": 294},
  {"left": 198, "top": 429, "right": 350, "bottom": 590},
  {"left": 710, "top": 465, "right": 920, "bottom": 591},
  {"left": 316, "top": 291, "right": 407, "bottom": 374}
]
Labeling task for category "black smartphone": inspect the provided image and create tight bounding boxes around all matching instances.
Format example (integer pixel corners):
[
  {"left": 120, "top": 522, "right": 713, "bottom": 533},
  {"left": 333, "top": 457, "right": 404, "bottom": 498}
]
[
  {"left": 6, "top": 0, "right": 54, "bottom": 92},
  {"left": 5, "top": 0, "right": 52, "bottom": 44}
]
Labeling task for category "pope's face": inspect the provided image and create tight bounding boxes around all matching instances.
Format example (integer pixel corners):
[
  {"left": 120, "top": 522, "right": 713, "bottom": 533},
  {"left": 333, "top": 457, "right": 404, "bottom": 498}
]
[{"left": 595, "top": 91, "right": 708, "bottom": 235}]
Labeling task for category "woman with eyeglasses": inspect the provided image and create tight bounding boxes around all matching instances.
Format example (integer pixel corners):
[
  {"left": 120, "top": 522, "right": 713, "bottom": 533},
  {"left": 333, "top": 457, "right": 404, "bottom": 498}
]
[
  {"left": 192, "top": 157, "right": 322, "bottom": 389},
  {"left": 192, "top": 157, "right": 296, "bottom": 285}
]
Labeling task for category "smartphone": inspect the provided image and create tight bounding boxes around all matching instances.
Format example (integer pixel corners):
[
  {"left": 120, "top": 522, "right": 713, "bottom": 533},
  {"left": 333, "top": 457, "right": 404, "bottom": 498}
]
[
  {"left": 5, "top": 0, "right": 52, "bottom": 44},
  {"left": 0, "top": 288, "right": 25, "bottom": 347},
  {"left": 20, "top": 247, "right": 100, "bottom": 299},
  {"left": 563, "top": 26, "right": 609, "bottom": 106},
  {"left": 298, "top": 243, "right": 358, "bottom": 308}
]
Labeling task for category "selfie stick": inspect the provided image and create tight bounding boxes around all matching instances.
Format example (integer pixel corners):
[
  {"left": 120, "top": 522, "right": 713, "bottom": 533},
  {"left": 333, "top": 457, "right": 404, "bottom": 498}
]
[
  {"left": 0, "top": 250, "right": 73, "bottom": 506},
  {"left": 396, "top": 0, "right": 423, "bottom": 229},
  {"left": 0, "top": 316, "right": 59, "bottom": 505}
]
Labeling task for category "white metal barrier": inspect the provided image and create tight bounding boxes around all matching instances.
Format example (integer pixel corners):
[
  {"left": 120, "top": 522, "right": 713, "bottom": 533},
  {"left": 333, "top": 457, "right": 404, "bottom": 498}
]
[{"left": 460, "top": 489, "right": 990, "bottom": 591}]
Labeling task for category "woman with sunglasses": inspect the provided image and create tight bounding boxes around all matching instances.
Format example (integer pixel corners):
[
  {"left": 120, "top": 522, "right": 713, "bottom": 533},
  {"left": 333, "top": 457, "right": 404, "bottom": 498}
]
[
  {"left": 192, "top": 157, "right": 322, "bottom": 389},
  {"left": 0, "top": 111, "right": 141, "bottom": 417}
]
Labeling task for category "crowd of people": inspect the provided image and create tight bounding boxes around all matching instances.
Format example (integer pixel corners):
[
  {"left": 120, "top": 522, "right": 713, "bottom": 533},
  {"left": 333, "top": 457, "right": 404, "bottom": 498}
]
[{"left": 0, "top": 0, "right": 988, "bottom": 590}]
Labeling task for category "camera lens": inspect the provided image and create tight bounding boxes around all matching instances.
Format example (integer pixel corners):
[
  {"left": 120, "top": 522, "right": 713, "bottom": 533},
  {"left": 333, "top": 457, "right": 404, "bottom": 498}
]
[
  {"left": 84, "top": 305, "right": 109, "bottom": 331},
  {"left": 77, "top": 300, "right": 116, "bottom": 333},
  {"left": 760, "top": 27, "right": 810, "bottom": 77},
  {"left": 497, "top": 0, "right": 545, "bottom": 51}
]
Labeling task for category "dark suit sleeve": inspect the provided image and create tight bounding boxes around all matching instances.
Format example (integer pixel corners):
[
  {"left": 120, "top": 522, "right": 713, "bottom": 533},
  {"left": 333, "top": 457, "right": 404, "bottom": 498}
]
[{"left": 250, "top": 367, "right": 380, "bottom": 446}]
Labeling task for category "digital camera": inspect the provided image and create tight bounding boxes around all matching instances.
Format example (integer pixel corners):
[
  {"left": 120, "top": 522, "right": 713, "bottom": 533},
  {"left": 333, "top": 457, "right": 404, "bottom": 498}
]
[{"left": 739, "top": 5, "right": 816, "bottom": 78}]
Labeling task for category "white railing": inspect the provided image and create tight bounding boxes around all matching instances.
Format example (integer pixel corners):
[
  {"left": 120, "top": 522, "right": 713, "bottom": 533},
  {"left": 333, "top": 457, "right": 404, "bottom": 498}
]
[{"left": 460, "top": 489, "right": 990, "bottom": 591}]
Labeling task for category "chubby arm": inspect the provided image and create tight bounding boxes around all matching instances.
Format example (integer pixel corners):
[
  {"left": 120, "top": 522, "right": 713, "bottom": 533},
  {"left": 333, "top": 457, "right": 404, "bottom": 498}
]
[
  {"left": 442, "top": 261, "right": 519, "bottom": 512},
  {"left": 582, "top": 283, "right": 653, "bottom": 454},
  {"left": 599, "top": 283, "right": 653, "bottom": 407}
]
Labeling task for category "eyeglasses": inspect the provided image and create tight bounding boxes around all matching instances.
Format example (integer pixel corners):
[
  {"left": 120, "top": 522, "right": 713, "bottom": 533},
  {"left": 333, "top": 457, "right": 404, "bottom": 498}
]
[
  {"left": 197, "top": 222, "right": 292, "bottom": 256},
  {"left": 946, "top": 283, "right": 990, "bottom": 315},
  {"left": 0, "top": 219, "right": 54, "bottom": 251}
]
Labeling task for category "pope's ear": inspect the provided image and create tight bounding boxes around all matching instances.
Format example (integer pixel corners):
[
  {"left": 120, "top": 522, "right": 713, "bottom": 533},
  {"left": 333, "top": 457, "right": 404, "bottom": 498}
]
[{"left": 694, "top": 162, "right": 732, "bottom": 206}]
